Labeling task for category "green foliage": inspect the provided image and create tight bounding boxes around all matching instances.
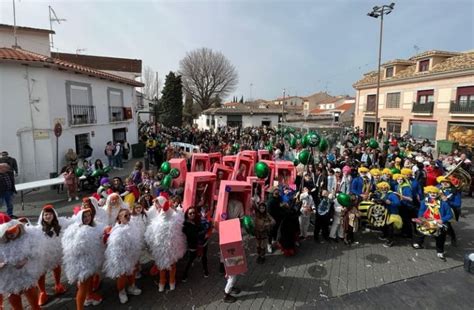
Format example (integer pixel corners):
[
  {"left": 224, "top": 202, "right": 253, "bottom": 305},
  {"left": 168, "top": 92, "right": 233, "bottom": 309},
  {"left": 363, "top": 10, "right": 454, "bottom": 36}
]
[{"left": 160, "top": 71, "right": 183, "bottom": 127}]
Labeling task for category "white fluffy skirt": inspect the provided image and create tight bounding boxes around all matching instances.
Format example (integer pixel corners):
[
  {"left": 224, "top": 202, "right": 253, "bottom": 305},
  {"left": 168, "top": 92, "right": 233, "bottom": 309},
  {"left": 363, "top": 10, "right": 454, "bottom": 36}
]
[
  {"left": 0, "top": 226, "right": 44, "bottom": 294},
  {"left": 61, "top": 222, "right": 105, "bottom": 284},
  {"left": 145, "top": 210, "right": 187, "bottom": 270},
  {"left": 103, "top": 221, "right": 143, "bottom": 279}
]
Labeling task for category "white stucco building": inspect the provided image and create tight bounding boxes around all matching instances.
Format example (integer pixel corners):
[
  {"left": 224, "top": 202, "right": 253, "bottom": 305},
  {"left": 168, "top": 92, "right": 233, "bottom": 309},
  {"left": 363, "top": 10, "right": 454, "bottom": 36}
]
[
  {"left": 0, "top": 24, "right": 143, "bottom": 182},
  {"left": 195, "top": 103, "right": 285, "bottom": 130}
]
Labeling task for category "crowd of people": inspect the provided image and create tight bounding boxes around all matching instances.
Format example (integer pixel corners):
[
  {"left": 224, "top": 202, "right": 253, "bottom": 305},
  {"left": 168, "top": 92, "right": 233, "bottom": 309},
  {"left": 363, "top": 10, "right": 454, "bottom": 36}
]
[{"left": 0, "top": 124, "right": 471, "bottom": 309}]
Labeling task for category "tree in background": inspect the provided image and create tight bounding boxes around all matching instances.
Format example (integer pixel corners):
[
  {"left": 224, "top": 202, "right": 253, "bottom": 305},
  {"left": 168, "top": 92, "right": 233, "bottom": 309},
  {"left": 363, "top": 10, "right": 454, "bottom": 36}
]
[
  {"left": 142, "top": 66, "right": 161, "bottom": 100},
  {"left": 159, "top": 71, "right": 183, "bottom": 127},
  {"left": 239, "top": 96, "right": 244, "bottom": 103},
  {"left": 179, "top": 47, "right": 238, "bottom": 111},
  {"left": 183, "top": 90, "right": 195, "bottom": 124}
]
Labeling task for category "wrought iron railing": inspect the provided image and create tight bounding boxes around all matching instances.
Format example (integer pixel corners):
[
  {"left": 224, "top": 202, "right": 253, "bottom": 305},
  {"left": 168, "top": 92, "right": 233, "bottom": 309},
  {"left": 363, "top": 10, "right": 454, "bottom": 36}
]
[
  {"left": 412, "top": 101, "right": 434, "bottom": 113},
  {"left": 68, "top": 104, "right": 97, "bottom": 125},
  {"left": 450, "top": 100, "right": 474, "bottom": 114}
]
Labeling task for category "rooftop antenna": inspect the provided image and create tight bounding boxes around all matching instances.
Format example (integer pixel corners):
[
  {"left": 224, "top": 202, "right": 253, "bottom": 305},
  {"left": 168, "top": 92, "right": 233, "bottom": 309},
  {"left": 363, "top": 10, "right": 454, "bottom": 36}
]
[
  {"left": 12, "top": 0, "right": 19, "bottom": 48},
  {"left": 76, "top": 48, "right": 87, "bottom": 55},
  {"left": 49, "top": 6, "right": 66, "bottom": 49}
]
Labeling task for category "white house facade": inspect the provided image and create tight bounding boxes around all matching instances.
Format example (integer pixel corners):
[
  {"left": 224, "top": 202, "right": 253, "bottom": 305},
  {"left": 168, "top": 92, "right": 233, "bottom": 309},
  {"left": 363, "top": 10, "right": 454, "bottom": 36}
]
[{"left": 0, "top": 48, "right": 143, "bottom": 182}]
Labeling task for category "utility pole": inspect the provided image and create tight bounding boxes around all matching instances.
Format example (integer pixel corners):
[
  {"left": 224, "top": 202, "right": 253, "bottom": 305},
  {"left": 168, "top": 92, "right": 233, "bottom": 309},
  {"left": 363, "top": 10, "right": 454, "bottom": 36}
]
[
  {"left": 154, "top": 72, "right": 159, "bottom": 134},
  {"left": 281, "top": 88, "right": 286, "bottom": 124}
]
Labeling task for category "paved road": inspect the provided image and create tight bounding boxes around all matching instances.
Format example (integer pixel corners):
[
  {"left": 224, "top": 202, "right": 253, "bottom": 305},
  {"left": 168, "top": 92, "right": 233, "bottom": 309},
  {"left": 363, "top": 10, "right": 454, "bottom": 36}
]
[{"left": 3, "top": 160, "right": 474, "bottom": 309}]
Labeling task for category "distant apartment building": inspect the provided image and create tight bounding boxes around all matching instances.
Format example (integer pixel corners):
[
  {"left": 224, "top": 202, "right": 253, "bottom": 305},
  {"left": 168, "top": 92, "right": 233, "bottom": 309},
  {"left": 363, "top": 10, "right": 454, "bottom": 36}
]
[{"left": 353, "top": 50, "right": 474, "bottom": 148}]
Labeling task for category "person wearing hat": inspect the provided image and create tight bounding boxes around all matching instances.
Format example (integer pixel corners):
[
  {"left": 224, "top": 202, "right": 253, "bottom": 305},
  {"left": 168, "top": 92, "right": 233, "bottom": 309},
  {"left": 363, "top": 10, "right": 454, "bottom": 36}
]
[
  {"left": 0, "top": 212, "right": 43, "bottom": 310},
  {"left": 36, "top": 205, "right": 71, "bottom": 306},
  {"left": 144, "top": 197, "right": 186, "bottom": 293},
  {"left": 369, "top": 168, "right": 382, "bottom": 192},
  {"left": 393, "top": 173, "right": 414, "bottom": 238},
  {"left": 62, "top": 208, "right": 105, "bottom": 309},
  {"left": 437, "top": 176, "right": 461, "bottom": 247},
  {"left": 350, "top": 167, "right": 371, "bottom": 202},
  {"left": 103, "top": 193, "right": 129, "bottom": 226},
  {"left": 412, "top": 186, "right": 453, "bottom": 261},
  {"left": 103, "top": 208, "right": 142, "bottom": 304},
  {"left": 373, "top": 182, "right": 401, "bottom": 247},
  {"left": 401, "top": 168, "right": 423, "bottom": 205},
  {"left": 381, "top": 168, "right": 397, "bottom": 191}
]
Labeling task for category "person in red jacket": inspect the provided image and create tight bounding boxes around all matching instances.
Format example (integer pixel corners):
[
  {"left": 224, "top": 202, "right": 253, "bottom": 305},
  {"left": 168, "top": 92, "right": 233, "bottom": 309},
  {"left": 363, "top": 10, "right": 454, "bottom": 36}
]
[{"left": 425, "top": 162, "right": 443, "bottom": 186}]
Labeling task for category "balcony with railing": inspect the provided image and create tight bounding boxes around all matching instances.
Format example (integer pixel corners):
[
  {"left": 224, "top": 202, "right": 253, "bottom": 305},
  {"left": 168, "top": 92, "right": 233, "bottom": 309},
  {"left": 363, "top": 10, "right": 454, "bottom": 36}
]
[
  {"left": 450, "top": 100, "right": 474, "bottom": 115},
  {"left": 68, "top": 104, "right": 97, "bottom": 126},
  {"left": 411, "top": 101, "right": 434, "bottom": 114},
  {"left": 109, "top": 106, "right": 125, "bottom": 122}
]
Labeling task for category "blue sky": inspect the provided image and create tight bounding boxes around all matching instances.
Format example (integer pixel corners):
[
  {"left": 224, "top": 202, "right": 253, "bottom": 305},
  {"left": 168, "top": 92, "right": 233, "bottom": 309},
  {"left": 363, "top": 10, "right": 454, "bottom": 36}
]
[{"left": 1, "top": 0, "right": 473, "bottom": 101}]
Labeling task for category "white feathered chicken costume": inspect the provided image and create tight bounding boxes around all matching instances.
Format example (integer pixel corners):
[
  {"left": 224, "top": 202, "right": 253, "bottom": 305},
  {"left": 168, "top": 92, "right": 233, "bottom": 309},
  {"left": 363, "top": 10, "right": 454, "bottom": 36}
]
[
  {"left": 61, "top": 209, "right": 105, "bottom": 284},
  {"left": 0, "top": 212, "right": 43, "bottom": 309},
  {"left": 103, "top": 215, "right": 143, "bottom": 279},
  {"left": 145, "top": 198, "right": 186, "bottom": 291}
]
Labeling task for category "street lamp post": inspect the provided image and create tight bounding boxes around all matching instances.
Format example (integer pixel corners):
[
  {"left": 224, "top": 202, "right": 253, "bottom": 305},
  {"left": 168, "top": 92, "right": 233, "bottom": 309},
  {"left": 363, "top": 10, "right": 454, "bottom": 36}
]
[{"left": 368, "top": 3, "right": 395, "bottom": 139}]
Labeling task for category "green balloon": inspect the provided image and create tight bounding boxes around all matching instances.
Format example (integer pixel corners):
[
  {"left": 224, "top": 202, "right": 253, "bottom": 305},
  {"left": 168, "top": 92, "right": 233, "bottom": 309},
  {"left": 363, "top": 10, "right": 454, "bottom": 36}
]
[
  {"left": 170, "top": 168, "right": 180, "bottom": 179},
  {"left": 368, "top": 138, "right": 379, "bottom": 149},
  {"left": 295, "top": 133, "right": 302, "bottom": 139},
  {"left": 293, "top": 159, "right": 300, "bottom": 166},
  {"left": 266, "top": 144, "right": 273, "bottom": 152},
  {"left": 319, "top": 138, "right": 329, "bottom": 152},
  {"left": 290, "top": 137, "right": 297, "bottom": 149},
  {"left": 254, "top": 161, "right": 270, "bottom": 179},
  {"left": 384, "top": 139, "right": 390, "bottom": 145},
  {"left": 399, "top": 151, "right": 406, "bottom": 159},
  {"left": 103, "top": 166, "right": 112, "bottom": 173},
  {"left": 309, "top": 132, "right": 321, "bottom": 147},
  {"left": 298, "top": 149, "right": 311, "bottom": 165},
  {"left": 241, "top": 215, "right": 255, "bottom": 236},
  {"left": 161, "top": 174, "right": 172, "bottom": 189},
  {"left": 390, "top": 168, "right": 401, "bottom": 175},
  {"left": 337, "top": 193, "right": 352, "bottom": 208},
  {"left": 91, "top": 169, "right": 102, "bottom": 177},
  {"left": 75, "top": 167, "right": 84, "bottom": 177},
  {"left": 233, "top": 143, "right": 240, "bottom": 151},
  {"left": 160, "top": 161, "right": 171, "bottom": 174}
]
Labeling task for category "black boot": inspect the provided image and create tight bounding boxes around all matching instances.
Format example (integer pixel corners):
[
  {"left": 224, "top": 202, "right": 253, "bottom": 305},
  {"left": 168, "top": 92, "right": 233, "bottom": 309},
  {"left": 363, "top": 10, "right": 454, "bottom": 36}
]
[{"left": 223, "top": 293, "right": 237, "bottom": 303}]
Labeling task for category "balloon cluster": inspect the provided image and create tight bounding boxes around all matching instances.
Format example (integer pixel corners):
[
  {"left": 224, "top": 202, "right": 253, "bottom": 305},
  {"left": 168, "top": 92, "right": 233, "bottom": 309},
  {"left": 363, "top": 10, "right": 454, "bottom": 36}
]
[
  {"left": 159, "top": 161, "right": 180, "bottom": 189},
  {"left": 241, "top": 215, "right": 255, "bottom": 236},
  {"left": 75, "top": 166, "right": 112, "bottom": 178}
]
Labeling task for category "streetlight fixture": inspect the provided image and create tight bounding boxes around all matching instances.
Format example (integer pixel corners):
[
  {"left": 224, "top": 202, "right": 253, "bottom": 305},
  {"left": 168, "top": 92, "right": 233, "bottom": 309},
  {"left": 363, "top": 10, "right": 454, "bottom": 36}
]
[{"left": 367, "top": 2, "right": 395, "bottom": 139}]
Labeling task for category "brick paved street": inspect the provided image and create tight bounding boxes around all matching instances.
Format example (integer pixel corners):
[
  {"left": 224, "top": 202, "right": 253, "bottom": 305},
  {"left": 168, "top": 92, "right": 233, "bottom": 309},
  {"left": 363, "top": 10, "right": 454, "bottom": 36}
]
[{"left": 3, "top": 161, "right": 474, "bottom": 309}]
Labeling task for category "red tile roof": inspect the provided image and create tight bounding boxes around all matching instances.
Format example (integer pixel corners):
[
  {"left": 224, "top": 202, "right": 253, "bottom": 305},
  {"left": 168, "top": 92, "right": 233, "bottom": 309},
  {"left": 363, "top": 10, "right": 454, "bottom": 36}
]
[
  {"left": 336, "top": 103, "right": 353, "bottom": 112},
  {"left": 0, "top": 48, "right": 143, "bottom": 87},
  {"left": 51, "top": 52, "right": 142, "bottom": 73}
]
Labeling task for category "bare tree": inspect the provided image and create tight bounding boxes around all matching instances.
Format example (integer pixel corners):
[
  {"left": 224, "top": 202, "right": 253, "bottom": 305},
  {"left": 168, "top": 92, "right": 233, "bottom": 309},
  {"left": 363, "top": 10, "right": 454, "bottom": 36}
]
[
  {"left": 142, "top": 66, "right": 160, "bottom": 100},
  {"left": 179, "top": 48, "right": 238, "bottom": 111}
]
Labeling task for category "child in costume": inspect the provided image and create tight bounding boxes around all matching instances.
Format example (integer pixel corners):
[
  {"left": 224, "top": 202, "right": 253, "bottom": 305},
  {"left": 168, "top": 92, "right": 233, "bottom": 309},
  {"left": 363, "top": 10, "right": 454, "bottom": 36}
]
[
  {"left": 342, "top": 194, "right": 361, "bottom": 245},
  {"left": 0, "top": 212, "right": 43, "bottom": 310},
  {"left": 393, "top": 173, "right": 414, "bottom": 238},
  {"left": 254, "top": 202, "right": 275, "bottom": 264},
  {"left": 372, "top": 182, "right": 401, "bottom": 247},
  {"left": 412, "top": 186, "right": 453, "bottom": 261},
  {"left": 103, "top": 209, "right": 142, "bottom": 304},
  {"left": 36, "top": 205, "right": 70, "bottom": 306},
  {"left": 62, "top": 208, "right": 105, "bottom": 309},
  {"left": 145, "top": 198, "right": 186, "bottom": 292},
  {"left": 437, "top": 176, "right": 461, "bottom": 246}
]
